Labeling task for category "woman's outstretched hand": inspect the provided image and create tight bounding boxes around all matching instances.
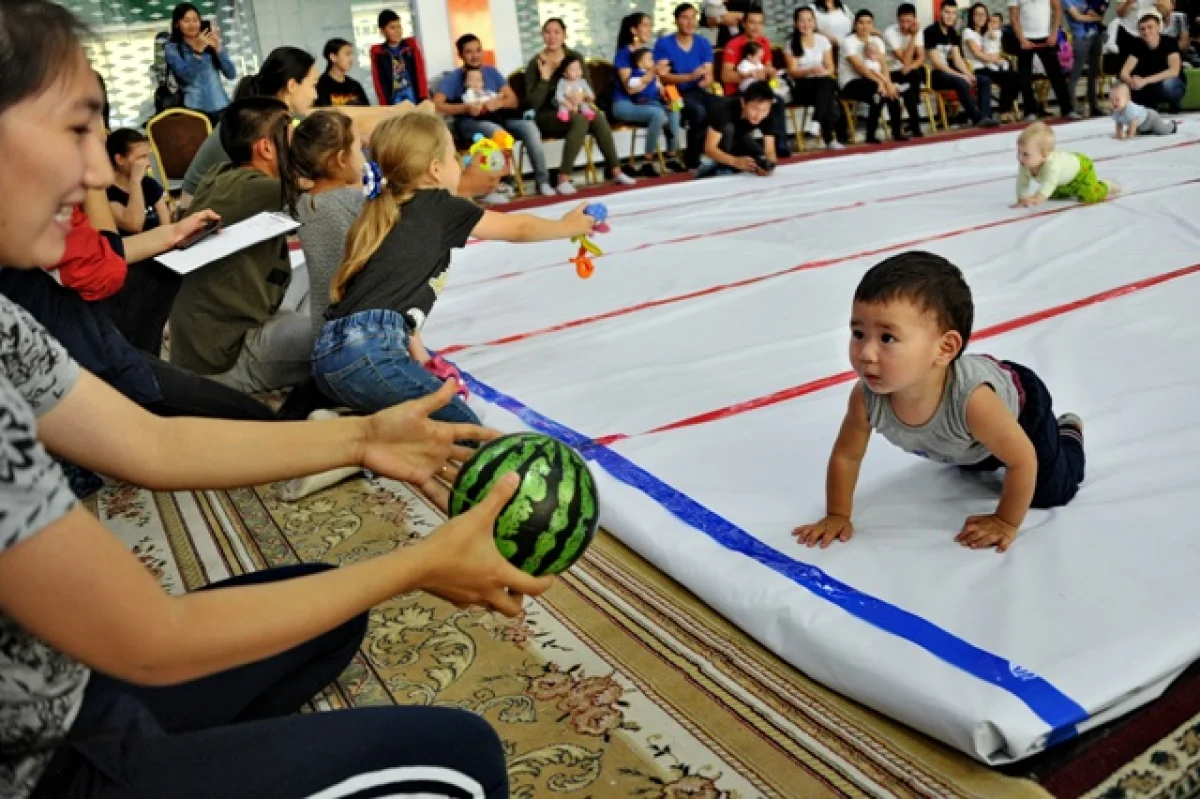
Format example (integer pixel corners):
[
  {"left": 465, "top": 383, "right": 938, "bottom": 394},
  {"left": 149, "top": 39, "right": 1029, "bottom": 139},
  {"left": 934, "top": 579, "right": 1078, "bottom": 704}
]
[{"left": 360, "top": 381, "right": 498, "bottom": 486}]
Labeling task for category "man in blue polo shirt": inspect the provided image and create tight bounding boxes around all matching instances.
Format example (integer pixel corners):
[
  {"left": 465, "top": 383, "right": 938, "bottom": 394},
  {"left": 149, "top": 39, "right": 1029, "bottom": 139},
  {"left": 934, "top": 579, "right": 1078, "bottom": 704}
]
[
  {"left": 433, "top": 34, "right": 555, "bottom": 196},
  {"left": 654, "top": 3, "right": 719, "bottom": 169}
]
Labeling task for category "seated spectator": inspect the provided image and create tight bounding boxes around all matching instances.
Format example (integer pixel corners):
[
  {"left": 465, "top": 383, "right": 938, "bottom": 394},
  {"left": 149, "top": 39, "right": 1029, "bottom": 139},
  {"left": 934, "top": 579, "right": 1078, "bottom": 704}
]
[
  {"left": 170, "top": 97, "right": 312, "bottom": 393},
  {"left": 523, "top": 19, "right": 637, "bottom": 191},
  {"left": 1, "top": 140, "right": 270, "bottom": 421},
  {"left": 181, "top": 47, "right": 319, "bottom": 206},
  {"left": 785, "top": 6, "right": 848, "bottom": 150},
  {"left": 655, "top": 4, "right": 717, "bottom": 169},
  {"left": 925, "top": 0, "right": 991, "bottom": 126},
  {"left": 813, "top": 0, "right": 855, "bottom": 44},
  {"left": 436, "top": 34, "right": 557, "bottom": 196},
  {"left": 370, "top": 9, "right": 427, "bottom": 106},
  {"left": 1007, "top": 0, "right": 1076, "bottom": 119},
  {"left": 313, "top": 115, "right": 597, "bottom": 423},
  {"left": 317, "top": 38, "right": 371, "bottom": 107},
  {"left": 721, "top": 8, "right": 791, "bottom": 157},
  {"left": 0, "top": 9, "right": 542, "bottom": 792},
  {"left": 839, "top": 10, "right": 907, "bottom": 142},
  {"left": 883, "top": 3, "right": 929, "bottom": 136},
  {"left": 612, "top": 13, "right": 685, "bottom": 176},
  {"left": 181, "top": 46, "right": 422, "bottom": 208},
  {"left": 286, "top": 111, "right": 505, "bottom": 338},
  {"left": 1157, "top": 0, "right": 1192, "bottom": 51},
  {"left": 106, "top": 129, "right": 169, "bottom": 235},
  {"left": 697, "top": 80, "right": 778, "bottom": 177},
  {"left": 705, "top": 0, "right": 758, "bottom": 48},
  {"left": 165, "top": 2, "right": 237, "bottom": 122},
  {"left": 1121, "top": 9, "right": 1187, "bottom": 109},
  {"left": 962, "top": 4, "right": 1021, "bottom": 121},
  {"left": 1111, "top": 0, "right": 1159, "bottom": 66},
  {"left": 103, "top": 129, "right": 183, "bottom": 353}
]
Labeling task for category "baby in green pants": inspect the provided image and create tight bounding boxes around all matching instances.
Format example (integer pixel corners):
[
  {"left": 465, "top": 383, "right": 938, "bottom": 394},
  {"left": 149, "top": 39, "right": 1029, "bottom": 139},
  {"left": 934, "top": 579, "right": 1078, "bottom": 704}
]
[{"left": 1014, "top": 121, "right": 1121, "bottom": 208}]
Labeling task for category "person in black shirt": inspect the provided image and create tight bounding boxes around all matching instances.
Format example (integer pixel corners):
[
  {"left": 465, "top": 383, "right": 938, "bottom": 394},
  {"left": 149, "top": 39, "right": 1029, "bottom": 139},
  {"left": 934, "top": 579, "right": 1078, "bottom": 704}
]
[
  {"left": 317, "top": 38, "right": 372, "bottom": 107},
  {"left": 1120, "top": 10, "right": 1187, "bottom": 110},
  {"left": 105, "top": 129, "right": 169, "bottom": 234},
  {"left": 103, "top": 129, "right": 182, "bottom": 354},
  {"left": 924, "top": 1, "right": 988, "bottom": 125},
  {"left": 697, "top": 80, "right": 777, "bottom": 177}
]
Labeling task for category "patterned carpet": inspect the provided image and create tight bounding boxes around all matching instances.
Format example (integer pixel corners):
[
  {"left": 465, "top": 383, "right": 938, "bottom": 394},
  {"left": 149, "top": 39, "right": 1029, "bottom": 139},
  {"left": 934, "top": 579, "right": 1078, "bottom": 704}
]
[{"left": 88, "top": 473, "right": 1193, "bottom": 798}]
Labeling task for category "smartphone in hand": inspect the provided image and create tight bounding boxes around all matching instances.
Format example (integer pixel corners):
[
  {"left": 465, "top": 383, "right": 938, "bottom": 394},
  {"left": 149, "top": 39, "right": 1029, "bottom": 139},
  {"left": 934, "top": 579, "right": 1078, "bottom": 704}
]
[{"left": 176, "top": 218, "right": 221, "bottom": 250}]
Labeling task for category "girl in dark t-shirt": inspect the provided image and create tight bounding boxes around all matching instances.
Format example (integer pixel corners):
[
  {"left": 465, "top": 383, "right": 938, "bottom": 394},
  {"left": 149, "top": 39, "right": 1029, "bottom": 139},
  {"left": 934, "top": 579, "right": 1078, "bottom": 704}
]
[
  {"left": 103, "top": 128, "right": 179, "bottom": 354},
  {"left": 312, "top": 113, "right": 601, "bottom": 424}
]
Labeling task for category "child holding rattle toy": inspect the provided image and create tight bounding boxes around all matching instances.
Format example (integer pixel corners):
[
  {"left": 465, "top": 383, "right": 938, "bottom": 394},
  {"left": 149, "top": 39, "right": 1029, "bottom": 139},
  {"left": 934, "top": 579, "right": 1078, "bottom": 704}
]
[{"left": 311, "top": 113, "right": 600, "bottom": 423}]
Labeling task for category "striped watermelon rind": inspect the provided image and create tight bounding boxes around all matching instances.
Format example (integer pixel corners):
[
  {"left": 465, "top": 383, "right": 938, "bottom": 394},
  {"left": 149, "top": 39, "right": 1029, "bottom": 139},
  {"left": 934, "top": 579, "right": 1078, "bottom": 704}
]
[{"left": 449, "top": 433, "right": 598, "bottom": 576}]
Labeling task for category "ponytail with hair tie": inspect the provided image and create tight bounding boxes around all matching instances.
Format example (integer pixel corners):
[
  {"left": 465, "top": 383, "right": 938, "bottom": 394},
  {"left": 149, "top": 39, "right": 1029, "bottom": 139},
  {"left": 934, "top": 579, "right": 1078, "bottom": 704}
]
[{"left": 363, "top": 161, "right": 387, "bottom": 200}]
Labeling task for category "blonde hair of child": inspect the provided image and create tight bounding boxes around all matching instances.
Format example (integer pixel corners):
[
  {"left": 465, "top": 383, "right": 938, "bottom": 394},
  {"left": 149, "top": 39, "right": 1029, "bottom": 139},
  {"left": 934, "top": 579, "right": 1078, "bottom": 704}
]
[
  {"left": 331, "top": 113, "right": 452, "bottom": 303},
  {"left": 1018, "top": 121, "right": 1055, "bottom": 154}
]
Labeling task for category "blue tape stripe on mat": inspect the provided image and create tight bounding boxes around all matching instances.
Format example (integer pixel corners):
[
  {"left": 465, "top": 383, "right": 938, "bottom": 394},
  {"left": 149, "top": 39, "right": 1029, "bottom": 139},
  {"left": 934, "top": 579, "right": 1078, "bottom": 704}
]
[{"left": 463, "top": 372, "right": 1086, "bottom": 733}]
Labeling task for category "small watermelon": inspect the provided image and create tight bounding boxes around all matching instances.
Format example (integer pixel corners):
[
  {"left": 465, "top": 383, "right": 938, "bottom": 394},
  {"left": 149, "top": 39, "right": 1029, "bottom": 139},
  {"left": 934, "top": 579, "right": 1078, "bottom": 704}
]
[{"left": 449, "top": 432, "right": 599, "bottom": 576}]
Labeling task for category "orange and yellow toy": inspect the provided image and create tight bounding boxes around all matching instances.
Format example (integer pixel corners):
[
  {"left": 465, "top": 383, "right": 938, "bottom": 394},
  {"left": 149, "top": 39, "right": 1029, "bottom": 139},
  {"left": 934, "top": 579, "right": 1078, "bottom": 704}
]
[
  {"left": 570, "top": 235, "right": 603, "bottom": 279},
  {"left": 570, "top": 203, "right": 609, "bottom": 279},
  {"left": 466, "top": 130, "right": 514, "bottom": 173},
  {"left": 663, "top": 84, "right": 683, "bottom": 112}
]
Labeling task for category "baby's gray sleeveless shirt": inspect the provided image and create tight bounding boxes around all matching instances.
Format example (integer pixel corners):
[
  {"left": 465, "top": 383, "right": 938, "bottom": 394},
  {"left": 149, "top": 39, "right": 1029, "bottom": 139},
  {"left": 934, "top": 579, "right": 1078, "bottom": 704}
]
[{"left": 863, "top": 354, "right": 1021, "bottom": 465}]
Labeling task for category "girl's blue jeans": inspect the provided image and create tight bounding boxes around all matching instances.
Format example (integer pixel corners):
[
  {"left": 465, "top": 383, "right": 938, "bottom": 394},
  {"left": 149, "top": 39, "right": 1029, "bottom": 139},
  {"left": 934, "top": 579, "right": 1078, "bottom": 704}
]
[{"left": 312, "top": 309, "right": 479, "bottom": 424}]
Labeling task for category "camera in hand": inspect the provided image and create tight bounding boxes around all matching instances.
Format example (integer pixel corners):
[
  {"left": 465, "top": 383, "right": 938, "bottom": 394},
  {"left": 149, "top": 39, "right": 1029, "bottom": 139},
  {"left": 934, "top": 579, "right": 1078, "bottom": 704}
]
[{"left": 754, "top": 155, "right": 775, "bottom": 174}]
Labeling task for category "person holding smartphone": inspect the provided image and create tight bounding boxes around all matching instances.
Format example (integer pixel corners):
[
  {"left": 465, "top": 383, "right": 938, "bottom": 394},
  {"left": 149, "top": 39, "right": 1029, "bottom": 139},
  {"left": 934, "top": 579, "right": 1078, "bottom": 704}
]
[{"left": 165, "top": 2, "right": 238, "bottom": 122}]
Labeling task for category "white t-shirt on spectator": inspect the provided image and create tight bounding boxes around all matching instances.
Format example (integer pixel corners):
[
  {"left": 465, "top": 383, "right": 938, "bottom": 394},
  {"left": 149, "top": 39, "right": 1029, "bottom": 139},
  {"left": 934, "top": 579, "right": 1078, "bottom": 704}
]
[
  {"left": 962, "top": 28, "right": 986, "bottom": 70},
  {"left": 792, "top": 32, "right": 834, "bottom": 71},
  {"left": 839, "top": 33, "right": 886, "bottom": 87},
  {"left": 1008, "top": 0, "right": 1054, "bottom": 40},
  {"left": 814, "top": 5, "right": 855, "bottom": 44},
  {"left": 883, "top": 24, "right": 924, "bottom": 72},
  {"left": 1118, "top": 0, "right": 1156, "bottom": 33}
]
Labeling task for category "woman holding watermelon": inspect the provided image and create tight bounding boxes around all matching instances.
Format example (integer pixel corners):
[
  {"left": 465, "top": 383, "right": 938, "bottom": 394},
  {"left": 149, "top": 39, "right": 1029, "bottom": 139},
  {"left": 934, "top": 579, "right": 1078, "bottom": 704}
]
[{"left": 0, "top": 5, "right": 546, "bottom": 798}]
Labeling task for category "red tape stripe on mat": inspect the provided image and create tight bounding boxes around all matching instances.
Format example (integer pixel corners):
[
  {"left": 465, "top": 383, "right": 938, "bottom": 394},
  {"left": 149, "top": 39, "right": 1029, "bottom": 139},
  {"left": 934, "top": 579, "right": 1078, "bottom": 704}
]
[
  {"left": 451, "top": 136, "right": 1190, "bottom": 289},
  {"left": 438, "top": 170, "right": 1200, "bottom": 357},
  {"left": 593, "top": 259, "right": 1200, "bottom": 446}
]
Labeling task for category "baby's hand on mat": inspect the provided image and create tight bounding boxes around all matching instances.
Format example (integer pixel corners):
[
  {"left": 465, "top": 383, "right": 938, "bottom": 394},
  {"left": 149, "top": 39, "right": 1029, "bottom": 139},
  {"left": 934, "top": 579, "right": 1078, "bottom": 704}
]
[
  {"left": 956, "top": 514, "right": 1018, "bottom": 552},
  {"left": 792, "top": 514, "right": 854, "bottom": 548},
  {"left": 1015, "top": 194, "right": 1045, "bottom": 208}
]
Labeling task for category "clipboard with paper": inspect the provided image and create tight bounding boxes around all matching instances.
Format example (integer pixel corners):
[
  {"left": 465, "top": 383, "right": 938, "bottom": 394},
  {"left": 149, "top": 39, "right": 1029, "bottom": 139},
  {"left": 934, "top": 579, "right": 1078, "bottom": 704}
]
[{"left": 156, "top": 211, "right": 301, "bottom": 275}]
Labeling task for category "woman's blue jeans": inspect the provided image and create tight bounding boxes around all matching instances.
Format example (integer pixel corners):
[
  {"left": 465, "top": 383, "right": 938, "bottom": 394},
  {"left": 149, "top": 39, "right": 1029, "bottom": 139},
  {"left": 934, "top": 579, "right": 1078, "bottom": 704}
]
[
  {"left": 611, "top": 98, "right": 682, "bottom": 157},
  {"left": 312, "top": 309, "right": 479, "bottom": 424}
]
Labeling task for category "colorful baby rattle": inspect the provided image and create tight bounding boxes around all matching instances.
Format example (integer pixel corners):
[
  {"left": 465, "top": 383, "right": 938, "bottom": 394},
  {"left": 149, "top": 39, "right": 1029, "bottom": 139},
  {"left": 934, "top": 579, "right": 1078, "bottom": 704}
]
[
  {"left": 571, "top": 203, "right": 609, "bottom": 279},
  {"left": 464, "top": 130, "right": 515, "bottom": 173}
]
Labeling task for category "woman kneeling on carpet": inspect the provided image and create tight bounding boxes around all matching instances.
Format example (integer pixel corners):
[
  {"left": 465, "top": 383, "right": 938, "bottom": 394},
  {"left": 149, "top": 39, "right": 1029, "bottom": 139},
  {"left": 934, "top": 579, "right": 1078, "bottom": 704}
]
[{"left": 0, "top": 4, "right": 549, "bottom": 798}]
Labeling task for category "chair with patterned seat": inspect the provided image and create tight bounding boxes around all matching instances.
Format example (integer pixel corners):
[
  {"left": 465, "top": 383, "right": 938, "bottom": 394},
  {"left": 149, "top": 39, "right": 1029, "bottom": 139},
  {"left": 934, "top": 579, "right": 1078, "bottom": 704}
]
[{"left": 146, "top": 108, "right": 212, "bottom": 197}]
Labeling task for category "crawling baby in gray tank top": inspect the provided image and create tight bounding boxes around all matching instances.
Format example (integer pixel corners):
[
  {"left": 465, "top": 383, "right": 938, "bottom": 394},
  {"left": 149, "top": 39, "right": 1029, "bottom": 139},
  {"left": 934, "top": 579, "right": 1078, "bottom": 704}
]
[{"left": 794, "top": 252, "right": 1086, "bottom": 554}]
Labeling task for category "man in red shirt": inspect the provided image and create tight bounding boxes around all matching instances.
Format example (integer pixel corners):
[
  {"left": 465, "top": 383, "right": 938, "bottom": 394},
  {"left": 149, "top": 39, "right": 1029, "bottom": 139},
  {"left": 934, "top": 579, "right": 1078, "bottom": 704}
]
[{"left": 720, "top": 9, "right": 791, "bottom": 156}]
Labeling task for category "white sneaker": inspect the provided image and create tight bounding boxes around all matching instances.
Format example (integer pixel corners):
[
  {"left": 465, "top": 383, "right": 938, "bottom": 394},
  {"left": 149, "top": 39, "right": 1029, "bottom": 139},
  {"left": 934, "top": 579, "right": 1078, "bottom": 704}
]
[
  {"left": 480, "top": 191, "right": 509, "bottom": 205},
  {"left": 806, "top": 120, "right": 821, "bottom": 136},
  {"left": 828, "top": 141, "right": 846, "bottom": 150},
  {"left": 612, "top": 171, "right": 636, "bottom": 186},
  {"left": 538, "top": 182, "right": 557, "bottom": 196},
  {"left": 556, "top": 180, "right": 578, "bottom": 195}
]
